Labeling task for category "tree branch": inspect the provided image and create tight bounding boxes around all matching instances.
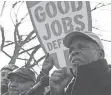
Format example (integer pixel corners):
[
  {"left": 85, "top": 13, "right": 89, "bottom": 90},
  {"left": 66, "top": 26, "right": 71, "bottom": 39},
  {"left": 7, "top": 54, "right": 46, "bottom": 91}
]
[
  {"left": 92, "top": 2, "right": 111, "bottom": 11},
  {"left": 21, "top": 47, "right": 37, "bottom": 63},
  {"left": 17, "top": 57, "right": 28, "bottom": 61},
  {"left": 30, "top": 55, "right": 46, "bottom": 68},
  {"left": 20, "top": 13, "right": 28, "bottom": 24},
  {"left": 0, "top": 25, "right": 5, "bottom": 51},
  {"left": 10, "top": 7, "right": 15, "bottom": 26},
  {"left": 4, "top": 34, "right": 36, "bottom": 48},
  {"left": 0, "top": 1, "right": 6, "bottom": 17},
  {"left": 14, "top": 24, "right": 19, "bottom": 46},
  {"left": 19, "top": 45, "right": 40, "bottom": 55},
  {"left": 21, "top": 30, "right": 35, "bottom": 46},
  {"left": 101, "top": 39, "right": 111, "bottom": 42},
  {"left": 2, "top": 50, "right": 12, "bottom": 58},
  {"left": 26, "top": 35, "right": 37, "bottom": 43},
  {"left": 16, "top": 1, "right": 24, "bottom": 20},
  {"left": 4, "top": 42, "right": 15, "bottom": 47},
  {"left": 25, "top": 44, "right": 41, "bottom": 67}
]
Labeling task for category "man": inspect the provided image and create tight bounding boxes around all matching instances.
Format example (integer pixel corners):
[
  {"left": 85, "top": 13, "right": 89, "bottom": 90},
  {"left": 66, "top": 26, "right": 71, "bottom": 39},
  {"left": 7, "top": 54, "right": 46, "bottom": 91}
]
[
  {"left": 49, "top": 31, "right": 111, "bottom": 95},
  {"left": 1, "top": 64, "right": 18, "bottom": 95},
  {"left": 3, "top": 67, "right": 36, "bottom": 95}
]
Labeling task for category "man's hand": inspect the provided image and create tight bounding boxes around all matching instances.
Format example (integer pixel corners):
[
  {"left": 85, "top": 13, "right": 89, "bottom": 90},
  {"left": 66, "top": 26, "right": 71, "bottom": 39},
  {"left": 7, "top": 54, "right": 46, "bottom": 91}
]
[
  {"left": 42, "top": 54, "right": 54, "bottom": 74},
  {"left": 49, "top": 67, "right": 73, "bottom": 95}
]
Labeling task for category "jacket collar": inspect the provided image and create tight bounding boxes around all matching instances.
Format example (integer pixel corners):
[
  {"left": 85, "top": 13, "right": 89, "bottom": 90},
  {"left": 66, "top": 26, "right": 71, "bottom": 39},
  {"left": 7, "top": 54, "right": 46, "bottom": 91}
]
[{"left": 77, "top": 59, "right": 109, "bottom": 79}]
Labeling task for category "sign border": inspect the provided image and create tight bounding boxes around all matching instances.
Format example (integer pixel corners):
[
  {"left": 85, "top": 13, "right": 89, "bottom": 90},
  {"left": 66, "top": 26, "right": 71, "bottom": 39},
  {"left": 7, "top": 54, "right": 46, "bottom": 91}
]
[{"left": 26, "top": 1, "right": 92, "bottom": 54}]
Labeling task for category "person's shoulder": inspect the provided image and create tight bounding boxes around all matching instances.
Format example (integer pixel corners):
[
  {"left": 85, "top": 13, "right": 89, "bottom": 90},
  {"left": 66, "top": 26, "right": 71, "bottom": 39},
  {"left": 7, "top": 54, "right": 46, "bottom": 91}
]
[
  {"left": 100, "top": 68, "right": 111, "bottom": 87},
  {"left": 99, "top": 68, "right": 111, "bottom": 95}
]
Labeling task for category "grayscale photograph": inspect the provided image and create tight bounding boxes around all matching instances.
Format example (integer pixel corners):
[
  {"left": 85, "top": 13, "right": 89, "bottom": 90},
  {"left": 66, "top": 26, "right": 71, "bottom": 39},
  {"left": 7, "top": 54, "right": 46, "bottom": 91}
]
[{"left": 0, "top": 1, "right": 111, "bottom": 95}]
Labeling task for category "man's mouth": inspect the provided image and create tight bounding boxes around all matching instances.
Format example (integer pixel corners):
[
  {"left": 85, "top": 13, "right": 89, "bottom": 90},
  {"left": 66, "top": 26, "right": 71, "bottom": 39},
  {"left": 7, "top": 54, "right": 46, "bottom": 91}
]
[{"left": 71, "top": 59, "right": 83, "bottom": 67}]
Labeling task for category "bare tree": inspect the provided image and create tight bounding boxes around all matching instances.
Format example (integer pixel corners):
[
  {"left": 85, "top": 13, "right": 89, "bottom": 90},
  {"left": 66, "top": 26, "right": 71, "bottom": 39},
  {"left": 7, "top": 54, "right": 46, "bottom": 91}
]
[
  {"left": 0, "top": 1, "right": 111, "bottom": 71},
  {"left": 0, "top": 1, "right": 46, "bottom": 70}
]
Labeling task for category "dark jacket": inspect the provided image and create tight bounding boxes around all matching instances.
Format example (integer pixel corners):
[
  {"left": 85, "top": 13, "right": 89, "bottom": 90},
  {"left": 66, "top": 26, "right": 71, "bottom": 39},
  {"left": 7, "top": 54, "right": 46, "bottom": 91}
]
[
  {"left": 65, "top": 59, "right": 111, "bottom": 95},
  {"left": 2, "top": 92, "right": 8, "bottom": 95}
]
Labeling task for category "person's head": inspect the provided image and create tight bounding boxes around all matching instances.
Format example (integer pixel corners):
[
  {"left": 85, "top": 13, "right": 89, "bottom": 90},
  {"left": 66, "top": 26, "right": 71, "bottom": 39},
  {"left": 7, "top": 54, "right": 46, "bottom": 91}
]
[
  {"left": 7, "top": 67, "right": 36, "bottom": 95},
  {"left": 63, "top": 31, "right": 104, "bottom": 67},
  {"left": 1, "top": 64, "right": 18, "bottom": 94}
]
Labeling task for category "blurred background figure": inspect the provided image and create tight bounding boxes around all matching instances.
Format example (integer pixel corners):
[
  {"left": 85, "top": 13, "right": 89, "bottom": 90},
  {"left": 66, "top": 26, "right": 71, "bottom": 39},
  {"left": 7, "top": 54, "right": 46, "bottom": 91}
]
[
  {"left": 24, "top": 54, "right": 54, "bottom": 95},
  {"left": 1, "top": 64, "right": 18, "bottom": 95},
  {"left": 3, "top": 67, "right": 36, "bottom": 95},
  {"left": 36, "top": 55, "right": 53, "bottom": 95}
]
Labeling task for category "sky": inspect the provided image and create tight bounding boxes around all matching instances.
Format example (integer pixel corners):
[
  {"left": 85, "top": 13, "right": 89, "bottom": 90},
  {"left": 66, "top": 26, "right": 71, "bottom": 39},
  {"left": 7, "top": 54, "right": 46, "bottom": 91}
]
[{"left": 0, "top": 1, "right": 111, "bottom": 74}]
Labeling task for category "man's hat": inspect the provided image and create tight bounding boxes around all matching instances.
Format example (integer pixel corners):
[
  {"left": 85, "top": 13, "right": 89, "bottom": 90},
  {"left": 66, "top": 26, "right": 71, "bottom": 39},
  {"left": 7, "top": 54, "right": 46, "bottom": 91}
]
[
  {"left": 1, "top": 64, "right": 18, "bottom": 71},
  {"left": 63, "top": 31, "right": 104, "bottom": 51},
  {"left": 7, "top": 67, "right": 36, "bottom": 83}
]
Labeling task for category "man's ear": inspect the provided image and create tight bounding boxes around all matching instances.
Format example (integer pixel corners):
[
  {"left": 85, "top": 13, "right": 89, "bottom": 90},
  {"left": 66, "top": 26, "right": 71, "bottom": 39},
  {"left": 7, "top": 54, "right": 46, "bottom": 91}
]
[{"left": 98, "top": 49, "right": 104, "bottom": 59}]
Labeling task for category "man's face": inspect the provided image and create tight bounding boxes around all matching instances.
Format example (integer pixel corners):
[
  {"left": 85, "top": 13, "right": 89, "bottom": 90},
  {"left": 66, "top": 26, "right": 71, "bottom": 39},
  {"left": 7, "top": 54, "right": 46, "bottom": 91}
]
[
  {"left": 8, "top": 75, "right": 35, "bottom": 95},
  {"left": 69, "top": 37, "right": 100, "bottom": 68},
  {"left": 1, "top": 69, "right": 10, "bottom": 94}
]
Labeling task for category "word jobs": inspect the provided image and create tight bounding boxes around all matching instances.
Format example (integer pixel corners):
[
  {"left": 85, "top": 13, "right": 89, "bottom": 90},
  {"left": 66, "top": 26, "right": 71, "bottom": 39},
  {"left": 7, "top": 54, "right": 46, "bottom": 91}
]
[{"left": 34, "top": 1, "right": 85, "bottom": 41}]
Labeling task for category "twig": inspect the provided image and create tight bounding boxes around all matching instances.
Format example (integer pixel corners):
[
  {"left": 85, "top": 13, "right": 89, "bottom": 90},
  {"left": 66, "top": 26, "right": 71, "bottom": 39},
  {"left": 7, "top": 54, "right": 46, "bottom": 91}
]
[
  {"left": 25, "top": 44, "right": 41, "bottom": 67},
  {"left": 2, "top": 50, "right": 12, "bottom": 58},
  {"left": 21, "top": 47, "right": 38, "bottom": 63},
  {"left": 20, "top": 13, "right": 28, "bottom": 23},
  {"left": 0, "top": 25, "right": 5, "bottom": 51},
  {"left": 21, "top": 30, "right": 35, "bottom": 46},
  {"left": 16, "top": 1, "right": 24, "bottom": 19},
  {"left": 27, "top": 35, "right": 37, "bottom": 43},
  {"left": 4, "top": 34, "right": 36, "bottom": 48},
  {"left": 92, "top": 2, "right": 111, "bottom": 11},
  {"left": 30, "top": 55, "right": 46, "bottom": 68},
  {"left": 19, "top": 45, "right": 39, "bottom": 55},
  {"left": 2, "top": 49, "right": 29, "bottom": 60},
  {"left": 17, "top": 57, "right": 28, "bottom": 61},
  {"left": 101, "top": 39, "right": 111, "bottom": 42},
  {"left": 4, "top": 42, "right": 15, "bottom": 47},
  {"left": 10, "top": 7, "right": 15, "bottom": 26},
  {"left": 0, "top": 1, "right": 6, "bottom": 17}
]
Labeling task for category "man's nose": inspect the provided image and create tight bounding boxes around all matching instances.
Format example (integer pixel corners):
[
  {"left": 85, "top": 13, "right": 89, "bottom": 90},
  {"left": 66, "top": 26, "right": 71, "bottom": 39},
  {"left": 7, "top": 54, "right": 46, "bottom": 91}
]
[{"left": 69, "top": 51, "right": 80, "bottom": 63}]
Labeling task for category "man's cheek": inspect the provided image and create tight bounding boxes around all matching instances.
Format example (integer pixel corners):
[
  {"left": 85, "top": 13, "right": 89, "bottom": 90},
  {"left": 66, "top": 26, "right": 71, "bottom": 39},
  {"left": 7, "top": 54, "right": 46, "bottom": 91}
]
[{"left": 22, "top": 83, "right": 33, "bottom": 91}]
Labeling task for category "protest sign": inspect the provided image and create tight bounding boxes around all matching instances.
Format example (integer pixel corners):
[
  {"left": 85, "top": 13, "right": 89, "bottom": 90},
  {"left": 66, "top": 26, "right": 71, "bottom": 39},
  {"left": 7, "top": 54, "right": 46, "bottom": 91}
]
[{"left": 26, "top": 1, "right": 92, "bottom": 68}]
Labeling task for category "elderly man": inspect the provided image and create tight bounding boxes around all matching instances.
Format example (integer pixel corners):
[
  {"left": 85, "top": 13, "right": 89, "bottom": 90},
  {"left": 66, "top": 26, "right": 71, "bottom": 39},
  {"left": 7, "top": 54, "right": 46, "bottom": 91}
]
[
  {"left": 3, "top": 67, "right": 36, "bottom": 95},
  {"left": 49, "top": 31, "right": 111, "bottom": 95},
  {"left": 1, "top": 64, "right": 18, "bottom": 95}
]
